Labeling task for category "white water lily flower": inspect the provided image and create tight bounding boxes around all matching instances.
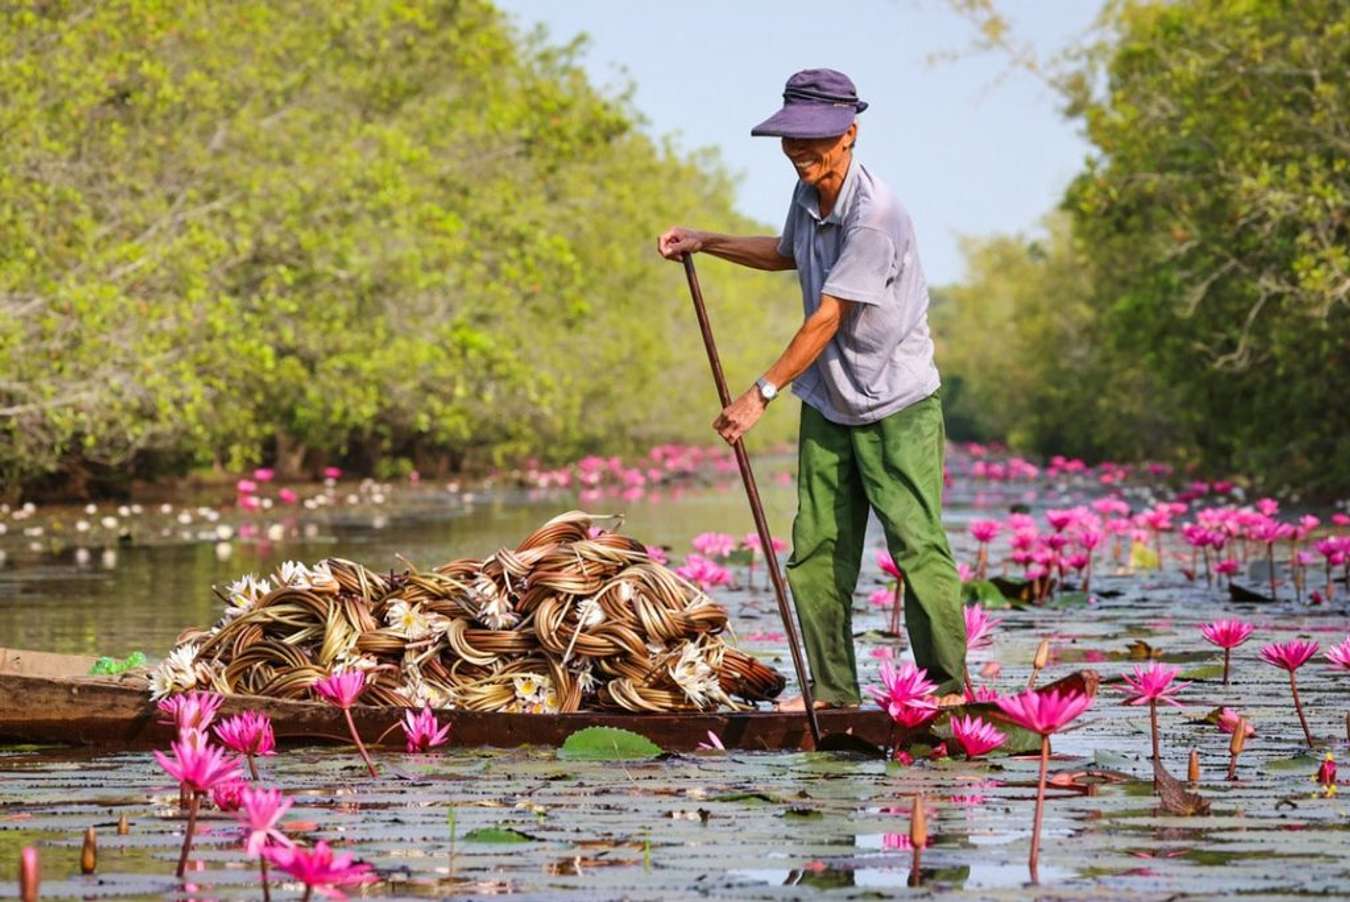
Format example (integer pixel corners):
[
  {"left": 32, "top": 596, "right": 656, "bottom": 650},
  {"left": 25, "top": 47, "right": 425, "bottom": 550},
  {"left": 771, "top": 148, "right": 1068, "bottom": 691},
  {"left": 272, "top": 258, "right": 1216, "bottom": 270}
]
[
  {"left": 386, "top": 600, "right": 433, "bottom": 640},
  {"left": 277, "top": 560, "right": 312, "bottom": 588},
  {"left": 309, "top": 560, "right": 339, "bottom": 592},
  {"left": 670, "top": 642, "right": 720, "bottom": 708},
  {"left": 480, "top": 595, "right": 519, "bottom": 630},
  {"left": 576, "top": 596, "right": 604, "bottom": 629},
  {"left": 513, "top": 674, "right": 544, "bottom": 700},
  {"left": 148, "top": 644, "right": 199, "bottom": 700}
]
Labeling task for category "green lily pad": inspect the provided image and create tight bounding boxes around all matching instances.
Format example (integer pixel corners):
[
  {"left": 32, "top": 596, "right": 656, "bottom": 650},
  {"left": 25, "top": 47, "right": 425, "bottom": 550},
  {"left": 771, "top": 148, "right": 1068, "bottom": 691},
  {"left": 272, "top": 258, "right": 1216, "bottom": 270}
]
[
  {"left": 961, "top": 580, "right": 1010, "bottom": 608},
  {"left": 558, "top": 726, "right": 662, "bottom": 761},
  {"left": 1179, "top": 664, "right": 1226, "bottom": 681},
  {"left": 1262, "top": 754, "right": 1321, "bottom": 774},
  {"left": 1041, "top": 591, "right": 1091, "bottom": 610},
  {"left": 711, "top": 791, "right": 783, "bottom": 804},
  {"left": 462, "top": 826, "right": 535, "bottom": 843},
  {"left": 783, "top": 807, "right": 823, "bottom": 820}
]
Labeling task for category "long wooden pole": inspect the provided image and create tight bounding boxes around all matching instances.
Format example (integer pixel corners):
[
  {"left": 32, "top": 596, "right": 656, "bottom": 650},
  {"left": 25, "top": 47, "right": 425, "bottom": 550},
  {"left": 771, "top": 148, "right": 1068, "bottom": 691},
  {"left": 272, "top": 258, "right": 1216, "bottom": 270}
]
[{"left": 681, "top": 256, "right": 822, "bottom": 747}]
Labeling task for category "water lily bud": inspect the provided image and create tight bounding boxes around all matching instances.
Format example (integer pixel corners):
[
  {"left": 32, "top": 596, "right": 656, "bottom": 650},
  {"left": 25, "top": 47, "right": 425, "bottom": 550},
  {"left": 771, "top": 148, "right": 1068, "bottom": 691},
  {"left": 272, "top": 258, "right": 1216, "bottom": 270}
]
[
  {"left": 1187, "top": 749, "right": 1200, "bottom": 784},
  {"left": 1317, "top": 753, "right": 1337, "bottom": 788},
  {"left": 80, "top": 827, "right": 96, "bottom": 874},
  {"left": 1230, "top": 719, "right": 1247, "bottom": 755},
  {"left": 909, "top": 794, "right": 927, "bottom": 847},
  {"left": 116, "top": 815, "right": 129, "bottom": 835},
  {"left": 1033, "top": 639, "right": 1051, "bottom": 671},
  {"left": 19, "top": 846, "right": 38, "bottom": 902}
]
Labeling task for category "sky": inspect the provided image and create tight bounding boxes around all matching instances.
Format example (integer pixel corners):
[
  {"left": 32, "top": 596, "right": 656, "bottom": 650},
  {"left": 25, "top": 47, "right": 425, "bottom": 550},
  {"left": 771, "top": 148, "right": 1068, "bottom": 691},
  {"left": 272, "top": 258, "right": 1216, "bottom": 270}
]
[{"left": 495, "top": 0, "right": 1102, "bottom": 285}]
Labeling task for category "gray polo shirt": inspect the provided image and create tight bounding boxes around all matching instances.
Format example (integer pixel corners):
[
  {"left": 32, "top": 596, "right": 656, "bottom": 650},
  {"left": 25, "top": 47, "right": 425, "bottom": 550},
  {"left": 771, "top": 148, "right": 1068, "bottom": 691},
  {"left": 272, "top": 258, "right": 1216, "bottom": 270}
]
[{"left": 777, "top": 156, "right": 941, "bottom": 425}]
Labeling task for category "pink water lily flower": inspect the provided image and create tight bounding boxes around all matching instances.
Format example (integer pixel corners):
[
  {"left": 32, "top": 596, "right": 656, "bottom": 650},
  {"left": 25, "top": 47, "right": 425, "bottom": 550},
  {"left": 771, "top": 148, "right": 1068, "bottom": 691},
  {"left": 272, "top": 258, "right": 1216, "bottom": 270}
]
[
  {"left": 263, "top": 841, "right": 375, "bottom": 900},
  {"left": 994, "top": 688, "right": 1092, "bottom": 737},
  {"left": 1201, "top": 619, "right": 1254, "bottom": 649},
  {"left": 1260, "top": 639, "right": 1320, "bottom": 672},
  {"left": 211, "top": 778, "right": 248, "bottom": 812},
  {"left": 238, "top": 786, "right": 294, "bottom": 856},
  {"left": 314, "top": 670, "right": 378, "bottom": 777},
  {"left": 1261, "top": 640, "right": 1320, "bottom": 748},
  {"left": 1120, "top": 662, "right": 1190, "bottom": 708},
  {"left": 876, "top": 548, "right": 903, "bottom": 580},
  {"left": 400, "top": 707, "right": 451, "bottom": 753},
  {"left": 994, "top": 687, "right": 1091, "bottom": 879},
  {"left": 968, "top": 520, "right": 1000, "bottom": 543},
  {"left": 690, "top": 531, "right": 737, "bottom": 559},
  {"left": 869, "top": 661, "right": 938, "bottom": 729},
  {"left": 1324, "top": 637, "right": 1350, "bottom": 671},
  {"left": 949, "top": 714, "right": 1006, "bottom": 759},
  {"left": 314, "top": 670, "right": 367, "bottom": 708},
  {"left": 155, "top": 734, "right": 242, "bottom": 795},
  {"left": 158, "top": 690, "right": 224, "bottom": 732},
  {"left": 963, "top": 604, "right": 1002, "bottom": 652},
  {"left": 215, "top": 712, "right": 277, "bottom": 758}
]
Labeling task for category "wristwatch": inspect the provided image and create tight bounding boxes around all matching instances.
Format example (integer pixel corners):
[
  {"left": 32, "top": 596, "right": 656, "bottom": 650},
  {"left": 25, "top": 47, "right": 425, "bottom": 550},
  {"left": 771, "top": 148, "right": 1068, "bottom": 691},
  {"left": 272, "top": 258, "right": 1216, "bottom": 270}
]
[{"left": 755, "top": 377, "right": 778, "bottom": 403}]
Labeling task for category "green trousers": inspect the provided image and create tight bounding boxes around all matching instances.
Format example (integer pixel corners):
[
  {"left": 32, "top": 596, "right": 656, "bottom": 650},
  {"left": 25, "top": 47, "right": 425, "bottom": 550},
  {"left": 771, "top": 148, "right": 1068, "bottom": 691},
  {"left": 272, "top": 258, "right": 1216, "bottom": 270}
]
[{"left": 784, "top": 391, "right": 967, "bottom": 702}]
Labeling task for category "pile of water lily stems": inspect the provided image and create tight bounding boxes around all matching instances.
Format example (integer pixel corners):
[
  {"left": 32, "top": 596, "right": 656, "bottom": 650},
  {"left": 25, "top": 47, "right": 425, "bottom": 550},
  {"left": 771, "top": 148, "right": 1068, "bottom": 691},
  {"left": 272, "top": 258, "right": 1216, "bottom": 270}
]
[{"left": 153, "top": 511, "right": 785, "bottom": 713}]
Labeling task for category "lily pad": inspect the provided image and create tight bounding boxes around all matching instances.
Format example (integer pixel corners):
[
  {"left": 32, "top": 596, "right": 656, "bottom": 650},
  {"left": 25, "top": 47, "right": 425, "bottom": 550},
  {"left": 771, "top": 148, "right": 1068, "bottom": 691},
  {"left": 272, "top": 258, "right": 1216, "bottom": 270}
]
[
  {"left": 961, "top": 580, "right": 1010, "bottom": 608},
  {"left": 558, "top": 727, "right": 662, "bottom": 761},
  {"left": 1262, "top": 754, "right": 1321, "bottom": 774},
  {"left": 1042, "top": 591, "right": 1091, "bottom": 610},
  {"left": 1179, "top": 664, "right": 1226, "bottom": 681},
  {"left": 462, "top": 826, "right": 535, "bottom": 844}
]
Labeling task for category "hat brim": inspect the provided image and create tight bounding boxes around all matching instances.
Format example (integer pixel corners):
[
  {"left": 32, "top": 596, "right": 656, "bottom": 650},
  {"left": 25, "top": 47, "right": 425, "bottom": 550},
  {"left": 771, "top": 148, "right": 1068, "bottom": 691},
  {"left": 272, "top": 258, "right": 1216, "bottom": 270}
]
[{"left": 750, "top": 102, "right": 858, "bottom": 139}]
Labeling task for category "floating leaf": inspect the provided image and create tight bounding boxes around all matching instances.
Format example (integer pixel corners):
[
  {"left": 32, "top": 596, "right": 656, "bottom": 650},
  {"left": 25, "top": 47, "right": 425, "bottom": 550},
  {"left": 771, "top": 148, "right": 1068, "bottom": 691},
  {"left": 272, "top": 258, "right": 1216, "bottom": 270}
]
[
  {"left": 1179, "top": 664, "right": 1225, "bottom": 681},
  {"left": 1262, "top": 754, "right": 1320, "bottom": 774},
  {"left": 558, "top": 727, "right": 662, "bottom": 761},
  {"left": 1043, "top": 591, "right": 1091, "bottom": 610},
  {"left": 783, "top": 807, "right": 823, "bottom": 820},
  {"left": 961, "top": 580, "right": 1010, "bottom": 607},
  {"left": 711, "top": 791, "right": 784, "bottom": 804},
  {"left": 462, "top": 826, "right": 535, "bottom": 844}
]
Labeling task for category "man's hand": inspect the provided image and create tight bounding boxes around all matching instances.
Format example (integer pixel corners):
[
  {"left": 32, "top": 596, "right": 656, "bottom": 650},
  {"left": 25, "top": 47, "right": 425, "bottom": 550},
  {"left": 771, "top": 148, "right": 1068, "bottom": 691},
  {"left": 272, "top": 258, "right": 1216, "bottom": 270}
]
[
  {"left": 713, "top": 387, "right": 767, "bottom": 445},
  {"left": 657, "top": 226, "right": 706, "bottom": 261}
]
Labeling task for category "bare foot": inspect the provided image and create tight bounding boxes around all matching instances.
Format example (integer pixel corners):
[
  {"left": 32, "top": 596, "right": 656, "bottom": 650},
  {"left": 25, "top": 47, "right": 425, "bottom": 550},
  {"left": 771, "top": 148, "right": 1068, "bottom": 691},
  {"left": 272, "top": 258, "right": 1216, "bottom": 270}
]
[{"left": 775, "top": 696, "right": 858, "bottom": 711}]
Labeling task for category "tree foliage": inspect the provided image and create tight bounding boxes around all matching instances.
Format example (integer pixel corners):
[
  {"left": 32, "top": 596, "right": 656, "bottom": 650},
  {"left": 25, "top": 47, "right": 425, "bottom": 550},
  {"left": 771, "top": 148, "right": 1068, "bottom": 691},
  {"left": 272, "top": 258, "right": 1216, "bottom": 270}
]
[
  {"left": 937, "top": 0, "right": 1348, "bottom": 495},
  {"left": 0, "top": 0, "right": 798, "bottom": 496}
]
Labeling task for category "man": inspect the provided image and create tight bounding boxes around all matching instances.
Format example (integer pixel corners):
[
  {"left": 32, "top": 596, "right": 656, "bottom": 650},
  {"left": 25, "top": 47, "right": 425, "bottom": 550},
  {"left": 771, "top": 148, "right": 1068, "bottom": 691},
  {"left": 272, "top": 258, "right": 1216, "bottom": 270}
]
[{"left": 657, "top": 68, "right": 966, "bottom": 708}]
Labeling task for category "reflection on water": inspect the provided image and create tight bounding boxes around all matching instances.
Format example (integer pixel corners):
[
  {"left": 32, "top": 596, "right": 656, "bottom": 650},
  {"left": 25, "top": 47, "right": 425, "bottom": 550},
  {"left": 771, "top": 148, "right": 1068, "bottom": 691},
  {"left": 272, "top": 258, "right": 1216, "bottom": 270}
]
[{"left": 0, "top": 481, "right": 797, "bottom": 656}]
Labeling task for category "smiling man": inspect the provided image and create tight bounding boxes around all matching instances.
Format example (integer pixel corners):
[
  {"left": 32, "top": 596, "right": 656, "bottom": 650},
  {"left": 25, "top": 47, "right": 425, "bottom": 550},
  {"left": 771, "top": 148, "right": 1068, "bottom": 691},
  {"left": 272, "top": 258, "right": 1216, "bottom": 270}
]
[{"left": 657, "top": 68, "right": 966, "bottom": 708}]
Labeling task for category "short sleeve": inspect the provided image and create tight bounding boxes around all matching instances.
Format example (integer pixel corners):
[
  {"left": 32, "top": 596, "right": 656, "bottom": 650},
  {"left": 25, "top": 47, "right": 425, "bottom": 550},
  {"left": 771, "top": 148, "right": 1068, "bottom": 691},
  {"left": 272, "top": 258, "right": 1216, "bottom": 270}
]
[
  {"left": 821, "top": 226, "right": 896, "bottom": 306},
  {"left": 776, "top": 198, "right": 797, "bottom": 259}
]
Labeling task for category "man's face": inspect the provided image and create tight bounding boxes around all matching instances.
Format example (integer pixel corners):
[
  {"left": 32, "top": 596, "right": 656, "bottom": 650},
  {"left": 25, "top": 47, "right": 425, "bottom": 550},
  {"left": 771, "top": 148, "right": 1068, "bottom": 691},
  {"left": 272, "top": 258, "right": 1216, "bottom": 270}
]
[{"left": 781, "top": 123, "right": 856, "bottom": 186}]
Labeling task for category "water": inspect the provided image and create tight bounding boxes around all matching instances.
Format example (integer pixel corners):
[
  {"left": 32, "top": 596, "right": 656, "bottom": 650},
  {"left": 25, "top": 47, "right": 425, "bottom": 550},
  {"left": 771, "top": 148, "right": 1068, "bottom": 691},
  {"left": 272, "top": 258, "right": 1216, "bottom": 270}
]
[{"left": 2, "top": 465, "right": 1349, "bottom": 898}]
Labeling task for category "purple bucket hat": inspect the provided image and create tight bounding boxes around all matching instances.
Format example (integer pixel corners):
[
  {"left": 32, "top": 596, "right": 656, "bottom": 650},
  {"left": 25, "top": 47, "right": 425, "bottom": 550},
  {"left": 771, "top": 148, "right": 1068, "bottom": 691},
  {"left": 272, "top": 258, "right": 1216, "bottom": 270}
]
[{"left": 751, "top": 68, "right": 868, "bottom": 139}]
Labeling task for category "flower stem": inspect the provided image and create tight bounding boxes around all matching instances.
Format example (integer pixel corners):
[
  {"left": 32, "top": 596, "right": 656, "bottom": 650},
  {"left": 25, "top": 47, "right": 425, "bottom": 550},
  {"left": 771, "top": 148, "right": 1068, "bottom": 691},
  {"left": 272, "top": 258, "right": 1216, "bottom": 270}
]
[
  {"left": 1029, "top": 735, "right": 1049, "bottom": 883},
  {"left": 343, "top": 706, "right": 379, "bottom": 777},
  {"left": 889, "top": 577, "right": 903, "bottom": 636},
  {"left": 259, "top": 855, "right": 271, "bottom": 902},
  {"left": 1267, "top": 543, "right": 1277, "bottom": 600},
  {"left": 302, "top": 887, "right": 313, "bottom": 902},
  {"left": 1149, "top": 701, "right": 1160, "bottom": 791},
  {"left": 1289, "top": 671, "right": 1315, "bottom": 748},
  {"left": 247, "top": 753, "right": 260, "bottom": 782},
  {"left": 175, "top": 791, "right": 199, "bottom": 878},
  {"left": 1222, "top": 648, "right": 1231, "bottom": 686}
]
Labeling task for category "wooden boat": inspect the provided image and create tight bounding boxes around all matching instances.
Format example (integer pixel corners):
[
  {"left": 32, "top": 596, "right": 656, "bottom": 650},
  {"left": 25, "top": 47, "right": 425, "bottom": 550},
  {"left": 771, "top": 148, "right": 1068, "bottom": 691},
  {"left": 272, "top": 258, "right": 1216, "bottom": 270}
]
[{"left": 0, "top": 647, "right": 1098, "bottom": 753}]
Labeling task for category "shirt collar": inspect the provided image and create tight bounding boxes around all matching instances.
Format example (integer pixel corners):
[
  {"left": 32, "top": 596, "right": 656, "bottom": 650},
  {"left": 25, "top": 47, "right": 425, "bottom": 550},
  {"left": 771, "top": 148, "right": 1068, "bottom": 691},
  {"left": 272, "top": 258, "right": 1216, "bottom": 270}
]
[{"left": 797, "top": 155, "right": 861, "bottom": 225}]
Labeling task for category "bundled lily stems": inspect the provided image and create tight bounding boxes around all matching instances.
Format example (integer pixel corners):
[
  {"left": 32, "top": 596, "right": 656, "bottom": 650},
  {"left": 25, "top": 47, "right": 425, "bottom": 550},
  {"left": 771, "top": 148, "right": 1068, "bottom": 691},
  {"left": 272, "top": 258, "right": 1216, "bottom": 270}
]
[{"left": 151, "top": 511, "right": 785, "bottom": 714}]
